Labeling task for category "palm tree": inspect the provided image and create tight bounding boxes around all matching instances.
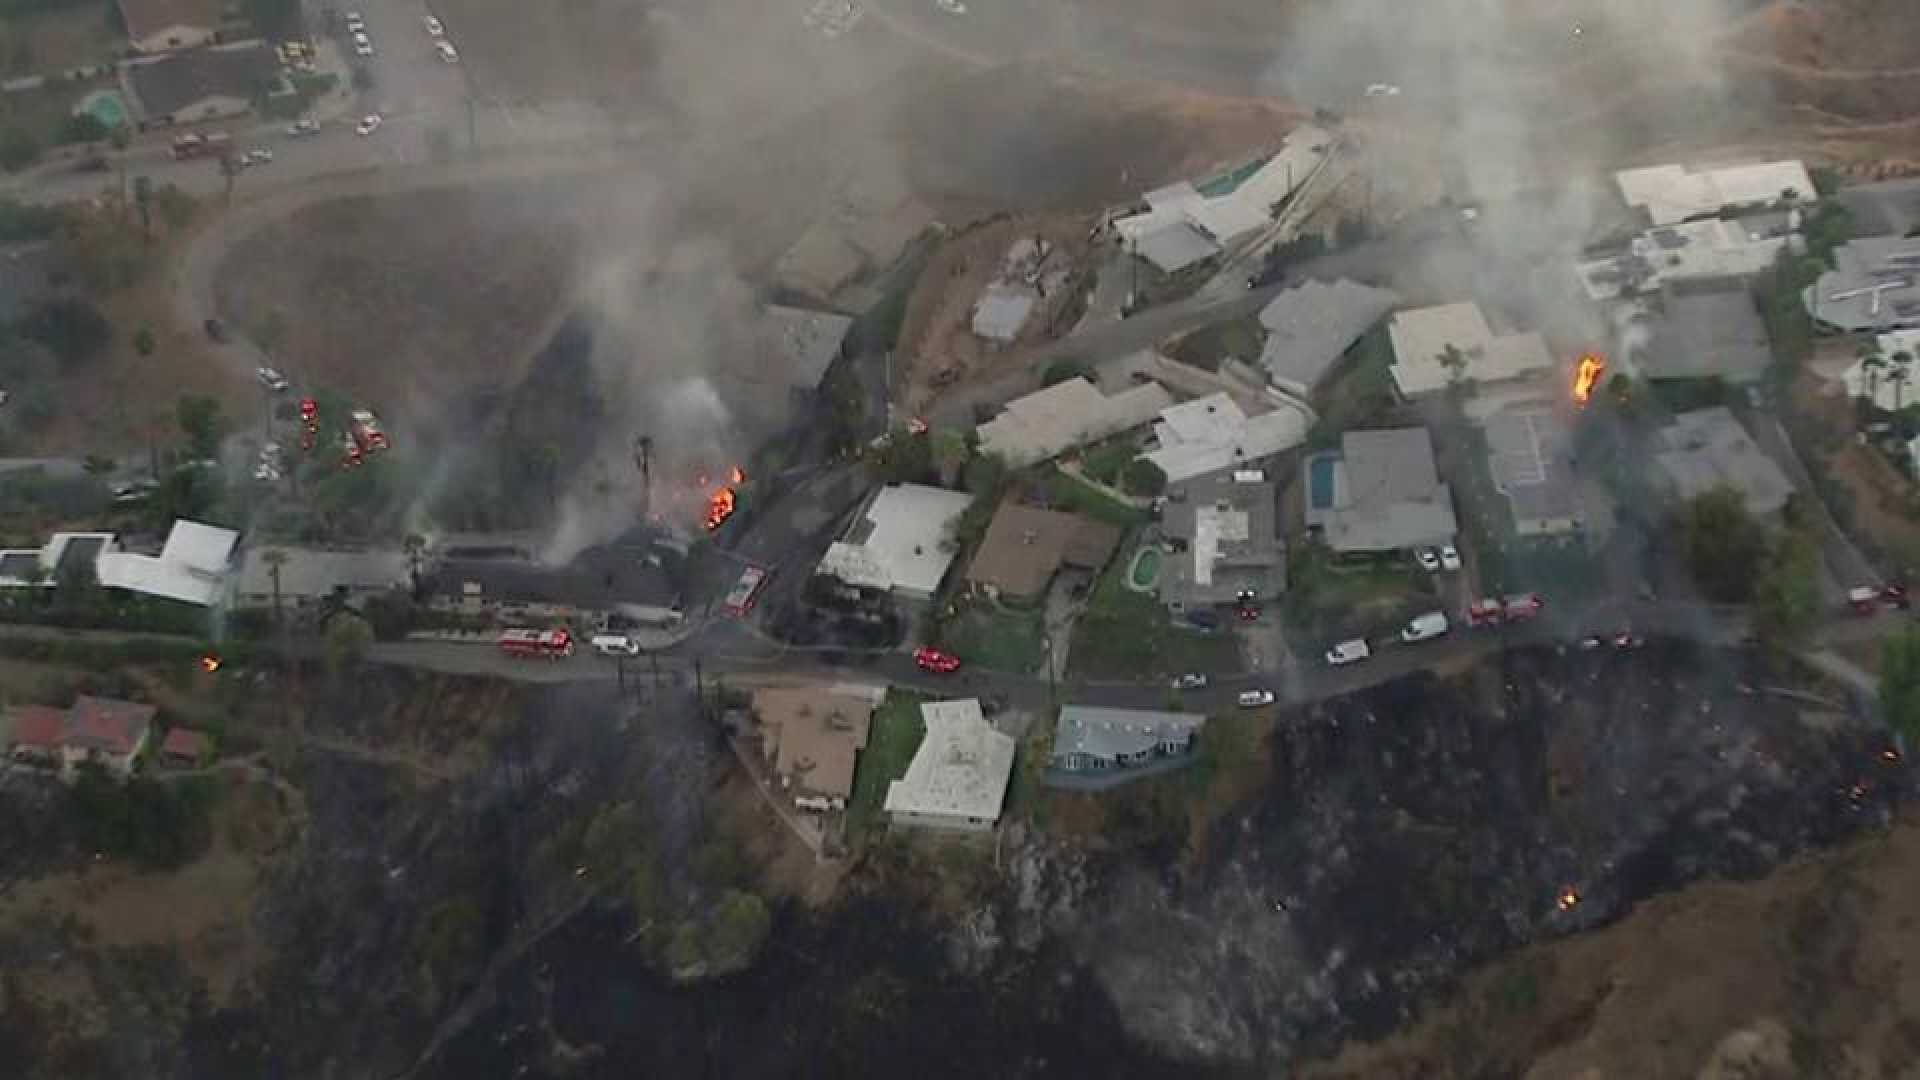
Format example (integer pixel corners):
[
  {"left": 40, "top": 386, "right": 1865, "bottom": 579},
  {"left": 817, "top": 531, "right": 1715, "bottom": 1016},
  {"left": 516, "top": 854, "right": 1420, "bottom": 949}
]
[
  {"left": 1893, "top": 351, "right": 1915, "bottom": 413},
  {"left": 1437, "top": 343, "right": 1469, "bottom": 385},
  {"left": 402, "top": 533, "right": 426, "bottom": 595},
  {"left": 1858, "top": 338, "right": 1887, "bottom": 405},
  {"left": 261, "top": 548, "right": 287, "bottom": 630}
]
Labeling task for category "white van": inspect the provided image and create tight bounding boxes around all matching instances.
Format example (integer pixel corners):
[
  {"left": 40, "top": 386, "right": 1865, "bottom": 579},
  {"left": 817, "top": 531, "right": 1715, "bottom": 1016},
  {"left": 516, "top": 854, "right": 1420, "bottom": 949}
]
[
  {"left": 591, "top": 633, "right": 640, "bottom": 657},
  {"left": 1325, "top": 639, "right": 1370, "bottom": 666},
  {"left": 1400, "top": 611, "right": 1449, "bottom": 643}
]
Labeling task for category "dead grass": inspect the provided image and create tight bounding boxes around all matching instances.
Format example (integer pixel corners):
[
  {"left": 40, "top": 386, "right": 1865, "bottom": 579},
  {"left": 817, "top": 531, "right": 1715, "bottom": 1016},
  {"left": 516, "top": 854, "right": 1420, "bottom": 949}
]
[
  {"left": 1305, "top": 814, "right": 1920, "bottom": 1079},
  {"left": 211, "top": 182, "right": 579, "bottom": 416},
  {"left": 0, "top": 3, "right": 121, "bottom": 78}
]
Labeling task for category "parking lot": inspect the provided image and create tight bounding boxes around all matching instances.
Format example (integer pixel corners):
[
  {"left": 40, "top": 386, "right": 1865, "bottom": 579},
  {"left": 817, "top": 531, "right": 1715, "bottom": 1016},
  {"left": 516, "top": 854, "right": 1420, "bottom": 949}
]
[{"left": 336, "top": 0, "right": 471, "bottom": 122}]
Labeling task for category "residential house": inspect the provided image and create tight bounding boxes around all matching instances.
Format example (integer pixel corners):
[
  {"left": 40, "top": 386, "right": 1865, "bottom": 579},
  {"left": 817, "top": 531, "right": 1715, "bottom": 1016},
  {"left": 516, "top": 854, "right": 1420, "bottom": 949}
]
[
  {"left": 963, "top": 502, "right": 1120, "bottom": 603},
  {"left": 1140, "top": 391, "right": 1312, "bottom": 485},
  {"left": 1804, "top": 237, "right": 1920, "bottom": 334},
  {"left": 3, "top": 705, "right": 66, "bottom": 767},
  {"left": 816, "top": 484, "right": 974, "bottom": 600},
  {"left": 1614, "top": 161, "right": 1813, "bottom": 226},
  {"left": 752, "top": 684, "right": 881, "bottom": 812},
  {"left": 159, "top": 726, "right": 210, "bottom": 767},
  {"left": 117, "top": 0, "right": 225, "bottom": 54},
  {"left": 1112, "top": 125, "right": 1336, "bottom": 271},
  {"left": 976, "top": 377, "right": 1174, "bottom": 468},
  {"left": 1386, "top": 302, "right": 1556, "bottom": 398},
  {"left": 1304, "top": 428, "right": 1458, "bottom": 554},
  {"left": 423, "top": 544, "right": 682, "bottom": 626},
  {"left": 1633, "top": 278, "right": 1775, "bottom": 384},
  {"left": 0, "top": 531, "right": 115, "bottom": 589},
  {"left": 884, "top": 698, "right": 1016, "bottom": 832},
  {"left": 96, "top": 518, "right": 239, "bottom": 607},
  {"left": 1477, "top": 402, "right": 1585, "bottom": 538},
  {"left": 1254, "top": 278, "right": 1400, "bottom": 398},
  {"left": 1158, "top": 467, "right": 1283, "bottom": 612},
  {"left": 125, "top": 42, "right": 280, "bottom": 128},
  {"left": 1834, "top": 176, "right": 1920, "bottom": 240},
  {"left": 1047, "top": 705, "right": 1205, "bottom": 783},
  {"left": 233, "top": 546, "right": 412, "bottom": 610},
  {"left": 1653, "top": 407, "right": 1795, "bottom": 516},
  {"left": 1576, "top": 214, "right": 1800, "bottom": 301},
  {"left": 61, "top": 696, "right": 157, "bottom": 776}
]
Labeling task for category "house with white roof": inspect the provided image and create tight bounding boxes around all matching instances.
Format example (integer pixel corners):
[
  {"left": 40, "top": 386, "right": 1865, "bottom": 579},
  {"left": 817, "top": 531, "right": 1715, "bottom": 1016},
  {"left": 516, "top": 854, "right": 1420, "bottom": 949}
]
[
  {"left": 975, "top": 377, "right": 1174, "bottom": 468},
  {"left": 816, "top": 484, "right": 973, "bottom": 599},
  {"left": 1386, "top": 302, "right": 1556, "bottom": 399},
  {"left": 1048, "top": 705, "right": 1205, "bottom": 788},
  {"left": 1576, "top": 213, "right": 1800, "bottom": 301},
  {"left": 1140, "top": 392, "right": 1313, "bottom": 485},
  {"left": 1113, "top": 125, "right": 1335, "bottom": 272},
  {"left": 1615, "top": 161, "right": 1813, "bottom": 226},
  {"left": 1838, "top": 328, "right": 1920, "bottom": 413},
  {"left": 96, "top": 520, "right": 238, "bottom": 607},
  {"left": 884, "top": 698, "right": 1016, "bottom": 832}
]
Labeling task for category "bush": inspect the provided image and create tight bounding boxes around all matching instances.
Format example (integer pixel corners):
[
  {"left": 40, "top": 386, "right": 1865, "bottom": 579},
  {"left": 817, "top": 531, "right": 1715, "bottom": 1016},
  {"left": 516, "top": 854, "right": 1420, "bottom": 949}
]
[
  {"left": 66, "top": 766, "right": 216, "bottom": 870},
  {"left": 704, "top": 890, "right": 771, "bottom": 975},
  {"left": 1121, "top": 458, "right": 1167, "bottom": 496},
  {"left": 0, "top": 125, "right": 40, "bottom": 172},
  {"left": 1042, "top": 358, "right": 1090, "bottom": 387},
  {"left": 57, "top": 112, "right": 107, "bottom": 146}
]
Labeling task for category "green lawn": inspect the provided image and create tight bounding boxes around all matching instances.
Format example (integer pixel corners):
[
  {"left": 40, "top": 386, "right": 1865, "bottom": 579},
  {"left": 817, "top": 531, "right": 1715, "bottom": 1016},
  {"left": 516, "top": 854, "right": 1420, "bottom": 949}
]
[
  {"left": 1308, "top": 326, "right": 1400, "bottom": 448},
  {"left": 939, "top": 600, "right": 1045, "bottom": 674},
  {"left": 1076, "top": 435, "right": 1139, "bottom": 487},
  {"left": 1170, "top": 316, "right": 1266, "bottom": 373},
  {"left": 1045, "top": 467, "right": 1150, "bottom": 526},
  {"left": 1068, "top": 541, "right": 1241, "bottom": 680},
  {"left": 845, "top": 690, "right": 928, "bottom": 838},
  {"left": 1282, "top": 542, "right": 1434, "bottom": 641}
]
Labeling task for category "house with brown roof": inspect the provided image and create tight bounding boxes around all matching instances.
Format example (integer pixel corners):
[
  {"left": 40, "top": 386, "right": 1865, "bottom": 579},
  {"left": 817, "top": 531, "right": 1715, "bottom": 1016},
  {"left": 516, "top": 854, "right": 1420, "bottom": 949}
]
[
  {"left": 62, "top": 696, "right": 157, "bottom": 776},
  {"left": 752, "top": 684, "right": 882, "bottom": 812},
  {"left": 963, "top": 502, "right": 1122, "bottom": 603},
  {"left": 160, "top": 726, "right": 210, "bottom": 767},
  {"left": 117, "top": 0, "right": 225, "bottom": 54},
  {"left": 4, "top": 705, "right": 67, "bottom": 767}
]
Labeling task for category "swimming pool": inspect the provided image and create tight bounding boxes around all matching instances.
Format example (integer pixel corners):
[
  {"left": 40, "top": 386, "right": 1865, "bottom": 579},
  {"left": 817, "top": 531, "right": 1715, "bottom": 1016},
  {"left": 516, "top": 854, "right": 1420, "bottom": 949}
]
[
  {"left": 75, "top": 90, "right": 128, "bottom": 132},
  {"left": 1308, "top": 453, "right": 1338, "bottom": 510}
]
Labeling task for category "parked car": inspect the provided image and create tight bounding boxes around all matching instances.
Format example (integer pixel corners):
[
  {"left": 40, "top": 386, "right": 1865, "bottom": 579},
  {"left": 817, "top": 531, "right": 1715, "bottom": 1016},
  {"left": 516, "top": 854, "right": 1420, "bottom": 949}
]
[
  {"left": 241, "top": 148, "right": 273, "bottom": 166},
  {"left": 287, "top": 117, "right": 321, "bottom": 136},
  {"left": 1400, "top": 611, "right": 1450, "bottom": 643},
  {"left": 591, "top": 633, "right": 641, "bottom": 657},
  {"left": 1325, "top": 639, "right": 1370, "bottom": 666},
  {"left": 423, "top": 15, "right": 444, "bottom": 35},
  {"left": 1416, "top": 548, "right": 1441, "bottom": 572},
  {"left": 356, "top": 114, "right": 383, "bottom": 136},
  {"left": 1170, "top": 673, "right": 1208, "bottom": 691},
  {"left": 1237, "top": 688, "right": 1276, "bottom": 708},
  {"left": 435, "top": 41, "right": 458, "bottom": 63},
  {"left": 255, "top": 366, "right": 289, "bottom": 391},
  {"left": 913, "top": 647, "right": 961, "bottom": 674},
  {"left": 1438, "top": 543, "right": 1461, "bottom": 572}
]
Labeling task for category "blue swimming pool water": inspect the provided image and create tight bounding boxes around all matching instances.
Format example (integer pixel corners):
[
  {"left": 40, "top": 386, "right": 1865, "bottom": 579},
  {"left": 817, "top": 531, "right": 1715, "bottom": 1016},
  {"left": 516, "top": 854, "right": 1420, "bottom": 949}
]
[{"left": 1308, "top": 454, "right": 1337, "bottom": 510}]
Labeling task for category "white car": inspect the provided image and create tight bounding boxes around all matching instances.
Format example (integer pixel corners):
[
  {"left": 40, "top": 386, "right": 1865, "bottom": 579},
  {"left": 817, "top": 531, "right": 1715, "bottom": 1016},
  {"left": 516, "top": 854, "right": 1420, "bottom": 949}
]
[
  {"left": 1169, "top": 672, "right": 1208, "bottom": 691},
  {"left": 591, "top": 633, "right": 641, "bottom": 657},
  {"left": 935, "top": 0, "right": 966, "bottom": 12},
  {"left": 423, "top": 15, "right": 444, "bottom": 35},
  {"left": 1237, "top": 688, "right": 1276, "bottom": 708},
  {"left": 1438, "top": 544, "right": 1461, "bottom": 572},
  {"left": 1325, "top": 639, "right": 1371, "bottom": 666},
  {"left": 255, "top": 366, "right": 289, "bottom": 391},
  {"left": 355, "top": 38, "right": 374, "bottom": 57},
  {"left": 356, "top": 114, "right": 383, "bottom": 136},
  {"left": 1416, "top": 548, "right": 1441, "bottom": 572},
  {"left": 252, "top": 462, "right": 281, "bottom": 482},
  {"left": 0, "top": 389, "right": 8, "bottom": 408},
  {"left": 286, "top": 117, "right": 321, "bottom": 136},
  {"left": 1365, "top": 83, "right": 1401, "bottom": 97},
  {"left": 1400, "top": 611, "right": 1450, "bottom": 644},
  {"left": 241, "top": 148, "right": 273, "bottom": 166},
  {"left": 435, "top": 41, "right": 458, "bottom": 63}
]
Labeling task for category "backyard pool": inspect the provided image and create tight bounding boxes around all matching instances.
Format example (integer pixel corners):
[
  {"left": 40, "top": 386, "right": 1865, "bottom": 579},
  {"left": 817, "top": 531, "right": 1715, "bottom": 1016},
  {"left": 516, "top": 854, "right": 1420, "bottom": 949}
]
[
  {"left": 1128, "top": 546, "right": 1162, "bottom": 591},
  {"left": 75, "top": 89, "right": 128, "bottom": 131},
  {"left": 1308, "top": 453, "right": 1339, "bottom": 511}
]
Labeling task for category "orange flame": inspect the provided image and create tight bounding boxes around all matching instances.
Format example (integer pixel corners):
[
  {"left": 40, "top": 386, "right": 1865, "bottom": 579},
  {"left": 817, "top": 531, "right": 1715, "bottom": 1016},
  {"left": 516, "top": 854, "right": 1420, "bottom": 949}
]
[
  {"left": 705, "top": 486, "right": 737, "bottom": 531},
  {"left": 199, "top": 654, "right": 221, "bottom": 673},
  {"left": 729, "top": 466, "right": 746, "bottom": 485},
  {"left": 1573, "top": 353, "right": 1606, "bottom": 404}
]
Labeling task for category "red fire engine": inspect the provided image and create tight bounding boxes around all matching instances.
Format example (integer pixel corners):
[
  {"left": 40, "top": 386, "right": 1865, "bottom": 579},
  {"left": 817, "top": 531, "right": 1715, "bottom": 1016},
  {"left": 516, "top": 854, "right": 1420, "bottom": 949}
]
[
  {"left": 1466, "top": 592, "right": 1545, "bottom": 628},
  {"left": 348, "top": 409, "right": 390, "bottom": 453},
  {"left": 498, "top": 627, "right": 574, "bottom": 659}
]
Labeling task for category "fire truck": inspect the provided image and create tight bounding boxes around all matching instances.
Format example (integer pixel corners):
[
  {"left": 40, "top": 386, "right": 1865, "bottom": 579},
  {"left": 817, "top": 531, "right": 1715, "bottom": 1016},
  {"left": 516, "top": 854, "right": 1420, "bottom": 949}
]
[
  {"left": 498, "top": 627, "right": 574, "bottom": 659},
  {"left": 1466, "top": 592, "right": 1546, "bottom": 627},
  {"left": 348, "top": 409, "right": 390, "bottom": 454},
  {"left": 299, "top": 397, "right": 320, "bottom": 451}
]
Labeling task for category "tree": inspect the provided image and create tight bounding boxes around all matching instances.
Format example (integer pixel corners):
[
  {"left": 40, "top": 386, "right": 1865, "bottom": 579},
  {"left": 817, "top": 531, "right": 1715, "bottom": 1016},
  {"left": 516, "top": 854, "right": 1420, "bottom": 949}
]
[
  {"left": 1121, "top": 457, "right": 1167, "bottom": 497},
  {"left": 1858, "top": 338, "right": 1886, "bottom": 405},
  {"left": 704, "top": 889, "right": 771, "bottom": 975},
  {"left": 20, "top": 297, "right": 109, "bottom": 367},
  {"left": 1881, "top": 624, "right": 1920, "bottom": 746},
  {"left": 1679, "top": 487, "right": 1768, "bottom": 602},
  {"left": 323, "top": 612, "right": 373, "bottom": 673},
  {"left": 1753, "top": 529, "right": 1820, "bottom": 648},
  {"left": 59, "top": 113, "right": 107, "bottom": 146},
  {"left": 132, "top": 174, "right": 152, "bottom": 241},
  {"left": 931, "top": 429, "right": 969, "bottom": 487},
  {"left": 961, "top": 451, "right": 1008, "bottom": 497},
  {"left": 1437, "top": 343, "right": 1469, "bottom": 393},
  {"left": 260, "top": 548, "right": 287, "bottom": 628},
  {"left": 218, "top": 152, "right": 238, "bottom": 204},
  {"left": 176, "top": 395, "right": 225, "bottom": 460},
  {"left": 1041, "top": 358, "right": 1090, "bottom": 387},
  {"left": 132, "top": 325, "right": 155, "bottom": 357},
  {"left": 1892, "top": 351, "right": 1914, "bottom": 413}
]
